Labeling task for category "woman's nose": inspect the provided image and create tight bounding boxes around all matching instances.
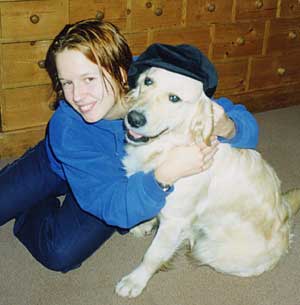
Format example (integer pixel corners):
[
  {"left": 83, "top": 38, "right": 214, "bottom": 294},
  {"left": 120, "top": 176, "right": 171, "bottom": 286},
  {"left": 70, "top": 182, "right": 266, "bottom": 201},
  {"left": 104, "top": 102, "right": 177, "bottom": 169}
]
[{"left": 73, "top": 83, "right": 85, "bottom": 102}]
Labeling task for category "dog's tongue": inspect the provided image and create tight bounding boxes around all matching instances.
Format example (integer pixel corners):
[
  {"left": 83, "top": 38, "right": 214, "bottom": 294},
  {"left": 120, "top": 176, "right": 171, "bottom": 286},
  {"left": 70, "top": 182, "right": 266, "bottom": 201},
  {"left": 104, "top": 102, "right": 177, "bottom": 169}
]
[{"left": 128, "top": 129, "right": 143, "bottom": 139}]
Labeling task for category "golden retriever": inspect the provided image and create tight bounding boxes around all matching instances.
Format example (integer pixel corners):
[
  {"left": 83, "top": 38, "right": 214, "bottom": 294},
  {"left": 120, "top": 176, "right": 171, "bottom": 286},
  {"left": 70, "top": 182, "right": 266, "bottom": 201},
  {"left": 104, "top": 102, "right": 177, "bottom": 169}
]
[{"left": 115, "top": 67, "right": 300, "bottom": 298}]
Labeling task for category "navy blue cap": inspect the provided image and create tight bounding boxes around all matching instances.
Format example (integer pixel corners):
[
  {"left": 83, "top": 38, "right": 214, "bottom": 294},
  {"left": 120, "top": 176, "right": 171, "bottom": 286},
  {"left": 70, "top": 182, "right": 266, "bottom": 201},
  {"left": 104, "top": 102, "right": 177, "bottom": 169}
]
[{"left": 128, "top": 43, "right": 218, "bottom": 97}]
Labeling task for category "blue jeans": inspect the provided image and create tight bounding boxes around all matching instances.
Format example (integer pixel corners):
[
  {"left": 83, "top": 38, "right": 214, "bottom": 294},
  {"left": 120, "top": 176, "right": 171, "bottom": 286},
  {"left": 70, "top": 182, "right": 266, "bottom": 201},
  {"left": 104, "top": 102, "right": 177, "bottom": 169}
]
[{"left": 0, "top": 140, "right": 116, "bottom": 272}]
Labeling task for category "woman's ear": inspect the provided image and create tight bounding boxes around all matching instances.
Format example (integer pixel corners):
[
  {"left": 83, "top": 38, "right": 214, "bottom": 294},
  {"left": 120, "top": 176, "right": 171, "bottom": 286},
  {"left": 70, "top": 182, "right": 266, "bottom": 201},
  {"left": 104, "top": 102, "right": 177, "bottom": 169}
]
[{"left": 190, "top": 93, "right": 214, "bottom": 145}]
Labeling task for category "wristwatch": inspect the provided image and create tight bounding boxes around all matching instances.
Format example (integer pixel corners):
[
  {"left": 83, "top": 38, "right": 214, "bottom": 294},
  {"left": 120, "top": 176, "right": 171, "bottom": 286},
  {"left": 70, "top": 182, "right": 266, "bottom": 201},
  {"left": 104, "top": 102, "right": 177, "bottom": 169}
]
[{"left": 156, "top": 180, "right": 172, "bottom": 192}]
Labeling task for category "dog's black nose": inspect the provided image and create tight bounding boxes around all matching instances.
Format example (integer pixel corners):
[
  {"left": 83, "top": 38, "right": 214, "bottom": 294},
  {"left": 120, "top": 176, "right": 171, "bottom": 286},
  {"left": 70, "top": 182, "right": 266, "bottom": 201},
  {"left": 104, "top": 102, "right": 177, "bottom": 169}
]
[{"left": 127, "top": 110, "right": 147, "bottom": 128}]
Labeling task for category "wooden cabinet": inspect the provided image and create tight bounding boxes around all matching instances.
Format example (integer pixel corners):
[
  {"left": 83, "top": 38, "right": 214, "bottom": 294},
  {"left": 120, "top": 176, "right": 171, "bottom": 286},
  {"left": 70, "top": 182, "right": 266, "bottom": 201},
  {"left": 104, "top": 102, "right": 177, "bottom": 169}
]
[
  {"left": 0, "top": 0, "right": 68, "bottom": 158},
  {"left": 235, "top": 0, "right": 278, "bottom": 20},
  {"left": 1, "top": 85, "right": 54, "bottom": 131},
  {"left": 0, "top": 0, "right": 68, "bottom": 42},
  {"left": 186, "top": 0, "right": 233, "bottom": 24},
  {"left": 69, "top": 0, "right": 127, "bottom": 29},
  {"left": 211, "top": 22, "right": 265, "bottom": 59},
  {"left": 280, "top": 0, "right": 300, "bottom": 18},
  {"left": 249, "top": 51, "right": 300, "bottom": 89},
  {"left": 128, "top": 0, "right": 183, "bottom": 31},
  {"left": 1, "top": 0, "right": 300, "bottom": 158},
  {"left": 214, "top": 58, "right": 249, "bottom": 94},
  {"left": 151, "top": 26, "right": 211, "bottom": 55},
  {"left": 267, "top": 18, "right": 300, "bottom": 54},
  {"left": 1, "top": 41, "right": 51, "bottom": 88}
]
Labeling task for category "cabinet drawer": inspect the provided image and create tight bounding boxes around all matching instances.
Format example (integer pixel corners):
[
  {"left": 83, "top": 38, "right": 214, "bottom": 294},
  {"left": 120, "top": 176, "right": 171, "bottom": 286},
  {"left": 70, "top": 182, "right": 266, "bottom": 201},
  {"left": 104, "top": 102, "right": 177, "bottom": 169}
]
[
  {"left": 0, "top": 0, "right": 68, "bottom": 42},
  {"left": 280, "top": 0, "right": 300, "bottom": 18},
  {"left": 214, "top": 58, "right": 248, "bottom": 94},
  {"left": 0, "top": 85, "right": 54, "bottom": 131},
  {"left": 151, "top": 26, "right": 211, "bottom": 55},
  {"left": 69, "top": 0, "right": 127, "bottom": 30},
  {"left": 129, "top": 0, "right": 183, "bottom": 31},
  {"left": 249, "top": 52, "right": 300, "bottom": 90},
  {"left": 212, "top": 22, "right": 265, "bottom": 59},
  {"left": 1, "top": 41, "right": 51, "bottom": 89},
  {"left": 267, "top": 18, "right": 300, "bottom": 54},
  {"left": 226, "top": 83, "right": 300, "bottom": 112},
  {"left": 235, "top": 0, "right": 277, "bottom": 20},
  {"left": 0, "top": 126, "right": 46, "bottom": 158},
  {"left": 186, "top": 0, "right": 233, "bottom": 25}
]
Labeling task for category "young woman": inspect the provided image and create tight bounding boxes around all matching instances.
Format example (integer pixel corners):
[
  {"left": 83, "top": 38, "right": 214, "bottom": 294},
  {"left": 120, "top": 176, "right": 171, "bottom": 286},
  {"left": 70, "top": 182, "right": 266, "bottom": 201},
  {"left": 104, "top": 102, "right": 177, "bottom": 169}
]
[{"left": 0, "top": 19, "right": 258, "bottom": 273}]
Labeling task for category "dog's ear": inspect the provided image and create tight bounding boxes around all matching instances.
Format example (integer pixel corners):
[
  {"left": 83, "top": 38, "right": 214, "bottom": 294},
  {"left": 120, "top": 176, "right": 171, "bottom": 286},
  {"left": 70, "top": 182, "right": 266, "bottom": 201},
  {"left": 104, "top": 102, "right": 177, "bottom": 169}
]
[{"left": 190, "top": 94, "right": 214, "bottom": 145}]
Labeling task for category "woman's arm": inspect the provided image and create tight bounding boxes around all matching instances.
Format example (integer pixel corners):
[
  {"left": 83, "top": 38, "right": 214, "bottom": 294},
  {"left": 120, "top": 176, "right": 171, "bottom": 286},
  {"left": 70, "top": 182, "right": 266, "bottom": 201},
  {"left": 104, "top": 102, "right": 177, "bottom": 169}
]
[
  {"left": 213, "top": 97, "right": 259, "bottom": 149},
  {"left": 48, "top": 106, "right": 169, "bottom": 229}
]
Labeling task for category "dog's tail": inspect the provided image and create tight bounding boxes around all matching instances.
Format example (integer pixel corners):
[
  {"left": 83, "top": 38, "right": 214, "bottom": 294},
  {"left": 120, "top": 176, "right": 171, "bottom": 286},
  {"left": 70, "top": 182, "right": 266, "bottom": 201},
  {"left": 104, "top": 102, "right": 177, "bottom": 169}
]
[{"left": 283, "top": 188, "right": 300, "bottom": 216}]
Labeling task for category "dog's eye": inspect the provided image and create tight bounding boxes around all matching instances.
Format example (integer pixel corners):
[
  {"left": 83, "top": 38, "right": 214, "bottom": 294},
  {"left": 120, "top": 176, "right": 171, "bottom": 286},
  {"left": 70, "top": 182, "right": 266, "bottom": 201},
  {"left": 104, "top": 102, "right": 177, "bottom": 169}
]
[
  {"left": 169, "top": 94, "right": 181, "bottom": 103},
  {"left": 144, "top": 77, "right": 153, "bottom": 86}
]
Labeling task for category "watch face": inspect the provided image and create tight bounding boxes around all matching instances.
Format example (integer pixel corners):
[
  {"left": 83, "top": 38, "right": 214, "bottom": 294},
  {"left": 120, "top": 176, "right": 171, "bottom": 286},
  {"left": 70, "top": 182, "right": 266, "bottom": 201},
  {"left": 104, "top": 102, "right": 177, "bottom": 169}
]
[{"left": 157, "top": 181, "right": 171, "bottom": 192}]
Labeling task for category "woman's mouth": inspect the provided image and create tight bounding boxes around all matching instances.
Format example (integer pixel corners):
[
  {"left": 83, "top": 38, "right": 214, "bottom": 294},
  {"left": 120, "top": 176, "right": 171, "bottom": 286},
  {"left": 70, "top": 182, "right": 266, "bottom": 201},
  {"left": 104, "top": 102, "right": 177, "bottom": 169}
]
[{"left": 78, "top": 102, "right": 96, "bottom": 114}]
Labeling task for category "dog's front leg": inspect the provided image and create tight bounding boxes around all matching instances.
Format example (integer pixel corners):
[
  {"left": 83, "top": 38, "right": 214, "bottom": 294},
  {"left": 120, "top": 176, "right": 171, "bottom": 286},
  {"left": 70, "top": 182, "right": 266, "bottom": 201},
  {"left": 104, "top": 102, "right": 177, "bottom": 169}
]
[
  {"left": 115, "top": 221, "right": 184, "bottom": 298},
  {"left": 129, "top": 217, "right": 158, "bottom": 238}
]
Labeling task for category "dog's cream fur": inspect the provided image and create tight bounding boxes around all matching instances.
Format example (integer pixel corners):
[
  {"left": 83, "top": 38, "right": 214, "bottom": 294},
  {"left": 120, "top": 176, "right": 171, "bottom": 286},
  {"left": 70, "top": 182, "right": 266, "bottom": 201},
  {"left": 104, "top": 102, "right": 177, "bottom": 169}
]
[{"left": 115, "top": 67, "right": 300, "bottom": 298}]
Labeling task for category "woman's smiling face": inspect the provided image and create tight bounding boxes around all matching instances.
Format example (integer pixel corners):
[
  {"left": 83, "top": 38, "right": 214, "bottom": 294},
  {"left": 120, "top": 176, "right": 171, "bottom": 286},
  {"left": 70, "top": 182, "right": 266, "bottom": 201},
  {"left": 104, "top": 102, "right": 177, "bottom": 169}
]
[{"left": 56, "top": 48, "right": 117, "bottom": 123}]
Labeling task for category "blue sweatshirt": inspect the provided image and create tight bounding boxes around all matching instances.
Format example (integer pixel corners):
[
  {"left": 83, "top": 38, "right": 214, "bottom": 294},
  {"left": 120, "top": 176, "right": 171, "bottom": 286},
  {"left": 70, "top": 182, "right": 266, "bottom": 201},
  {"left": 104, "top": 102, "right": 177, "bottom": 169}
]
[{"left": 46, "top": 97, "right": 258, "bottom": 228}]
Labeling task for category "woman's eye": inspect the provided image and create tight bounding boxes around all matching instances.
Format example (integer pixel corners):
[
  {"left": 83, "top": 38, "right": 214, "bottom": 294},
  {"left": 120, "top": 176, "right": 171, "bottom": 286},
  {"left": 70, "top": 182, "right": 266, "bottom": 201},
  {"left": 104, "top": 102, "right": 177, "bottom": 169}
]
[
  {"left": 61, "top": 81, "right": 72, "bottom": 87},
  {"left": 169, "top": 94, "right": 181, "bottom": 103},
  {"left": 144, "top": 77, "right": 153, "bottom": 86},
  {"left": 85, "top": 77, "right": 95, "bottom": 84}
]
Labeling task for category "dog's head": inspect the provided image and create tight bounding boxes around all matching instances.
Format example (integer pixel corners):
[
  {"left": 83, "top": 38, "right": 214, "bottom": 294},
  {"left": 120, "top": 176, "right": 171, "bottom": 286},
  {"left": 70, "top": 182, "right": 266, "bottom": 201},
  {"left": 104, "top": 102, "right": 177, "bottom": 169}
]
[{"left": 124, "top": 67, "right": 214, "bottom": 146}]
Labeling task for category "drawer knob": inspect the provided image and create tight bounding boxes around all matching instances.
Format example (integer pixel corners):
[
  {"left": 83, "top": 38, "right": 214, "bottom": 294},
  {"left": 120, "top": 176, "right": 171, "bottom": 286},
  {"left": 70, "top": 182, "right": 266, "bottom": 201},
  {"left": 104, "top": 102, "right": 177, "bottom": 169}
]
[
  {"left": 49, "top": 102, "right": 56, "bottom": 111},
  {"left": 30, "top": 14, "right": 40, "bottom": 24},
  {"left": 236, "top": 36, "right": 246, "bottom": 45},
  {"left": 255, "top": 0, "right": 264, "bottom": 9},
  {"left": 288, "top": 31, "right": 297, "bottom": 40},
  {"left": 155, "top": 7, "right": 163, "bottom": 16},
  {"left": 38, "top": 60, "right": 46, "bottom": 69},
  {"left": 145, "top": 1, "right": 152, "bottom": 8},
  {"left": 95, "top": 11, "right": 105, "bottom": 20},
  {"left": 207, "top": 3, "right": 216, "bottom": 12},
  {"left": 277, "top": 67, "right": 286, "bottom": 76}
]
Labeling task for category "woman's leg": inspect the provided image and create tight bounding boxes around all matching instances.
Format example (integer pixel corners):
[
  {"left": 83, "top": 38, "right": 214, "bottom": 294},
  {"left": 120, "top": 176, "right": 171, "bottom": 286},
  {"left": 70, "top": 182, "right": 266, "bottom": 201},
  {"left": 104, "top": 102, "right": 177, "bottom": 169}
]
[
  {"left": 0, "top": 140, "right": 67, "bottom": 225},
  {"left": 1, "top": 139, "right": 116, "bottom": 272},
  {"left": 14, "top": 192, "right": 116, "bottom": 272}
]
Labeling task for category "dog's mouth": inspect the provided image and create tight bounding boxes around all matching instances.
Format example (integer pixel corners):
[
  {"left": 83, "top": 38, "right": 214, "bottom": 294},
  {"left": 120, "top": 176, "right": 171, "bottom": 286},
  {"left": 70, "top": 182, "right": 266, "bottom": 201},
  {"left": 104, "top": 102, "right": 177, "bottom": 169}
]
[
  {"left": 126, "top": 129, "right": 150, "bottom": 143},
  {"left": 126, "top": 128, "right": 168, "bottom": 144}
]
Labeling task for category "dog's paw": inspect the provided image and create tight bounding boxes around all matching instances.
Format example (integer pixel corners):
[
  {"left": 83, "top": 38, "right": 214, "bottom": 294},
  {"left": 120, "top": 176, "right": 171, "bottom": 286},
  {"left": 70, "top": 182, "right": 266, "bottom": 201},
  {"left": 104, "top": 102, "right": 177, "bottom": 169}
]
[
  {"left": 115, "top": 274, "right": 146, "bottom": 298},
  {"left": 130, "top": 218, "right": 157, "bottom": 238},
  {"left": 129, "top": 225, "right": 152, "bottom": 238}
]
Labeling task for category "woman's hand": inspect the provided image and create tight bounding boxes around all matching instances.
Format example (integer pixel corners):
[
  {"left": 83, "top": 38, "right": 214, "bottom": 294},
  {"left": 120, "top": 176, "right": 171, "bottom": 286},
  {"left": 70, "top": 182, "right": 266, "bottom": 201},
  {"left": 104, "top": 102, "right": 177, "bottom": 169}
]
[
  {"left": 212, "top": 101, "right": 235, "bottom": 139},
  {"left": 154, "top": 137, "right": 219, "bottom": 186}
]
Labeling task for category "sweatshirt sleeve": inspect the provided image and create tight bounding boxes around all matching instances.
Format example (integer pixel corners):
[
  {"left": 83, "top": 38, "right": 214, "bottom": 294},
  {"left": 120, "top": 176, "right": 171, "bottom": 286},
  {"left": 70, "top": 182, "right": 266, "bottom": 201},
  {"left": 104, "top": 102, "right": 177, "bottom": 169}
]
[
  {"left": 48, "top": 110, "right": 171, "bottom": 229},
  {"left": 215, "top": 97, "right": 259, "bottom": 149}
]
